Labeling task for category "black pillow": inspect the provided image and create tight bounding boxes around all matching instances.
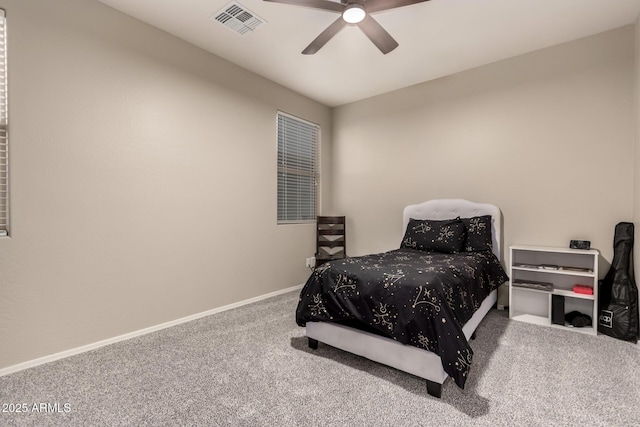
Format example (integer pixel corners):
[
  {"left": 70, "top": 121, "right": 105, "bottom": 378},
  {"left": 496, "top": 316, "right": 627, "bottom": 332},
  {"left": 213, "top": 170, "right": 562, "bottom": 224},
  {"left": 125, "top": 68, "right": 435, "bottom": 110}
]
[
  {"left": 401, "top": 218, "right": 467, "bottom": 253},
  {"left": 565, "top": 310, "right": 592, "bottom": 327},
  {"left": 461, "top": 215, "right": 493, "bottom": 252}
]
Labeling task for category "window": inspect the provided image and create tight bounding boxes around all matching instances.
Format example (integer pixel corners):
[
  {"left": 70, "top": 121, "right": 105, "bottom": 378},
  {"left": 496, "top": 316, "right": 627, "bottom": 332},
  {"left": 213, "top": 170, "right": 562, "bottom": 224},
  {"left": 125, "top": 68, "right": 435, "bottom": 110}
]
[
  {"left": 0, "top": 10, "right": 7, "bottom": 236},
  {"left": 277, "top": 112, "right": 319, "bottom": 224}
]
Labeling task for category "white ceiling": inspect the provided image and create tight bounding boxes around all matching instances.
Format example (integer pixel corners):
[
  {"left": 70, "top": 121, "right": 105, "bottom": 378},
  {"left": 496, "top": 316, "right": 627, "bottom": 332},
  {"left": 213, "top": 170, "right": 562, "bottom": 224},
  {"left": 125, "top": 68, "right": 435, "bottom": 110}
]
[{"left": 96, "top": 0, "right": 640, "bottom": 107}]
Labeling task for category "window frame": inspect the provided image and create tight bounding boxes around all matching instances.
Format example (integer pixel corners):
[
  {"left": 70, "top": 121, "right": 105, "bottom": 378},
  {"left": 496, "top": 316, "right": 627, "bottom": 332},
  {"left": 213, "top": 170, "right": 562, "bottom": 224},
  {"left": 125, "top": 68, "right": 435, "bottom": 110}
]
[
  {"left": 0, "top": 9, "right": 8, "bottom": 237},
  {"left": 276, "top": 111, "right": 320, "bottom": 224}
]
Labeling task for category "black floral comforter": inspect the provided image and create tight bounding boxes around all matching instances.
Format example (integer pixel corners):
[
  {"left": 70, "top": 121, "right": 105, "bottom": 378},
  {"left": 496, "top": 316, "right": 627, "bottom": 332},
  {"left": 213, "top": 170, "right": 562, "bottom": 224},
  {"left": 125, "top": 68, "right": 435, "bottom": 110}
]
[{"left": 296, "top": 248, "right": 509, "bottom": 388}]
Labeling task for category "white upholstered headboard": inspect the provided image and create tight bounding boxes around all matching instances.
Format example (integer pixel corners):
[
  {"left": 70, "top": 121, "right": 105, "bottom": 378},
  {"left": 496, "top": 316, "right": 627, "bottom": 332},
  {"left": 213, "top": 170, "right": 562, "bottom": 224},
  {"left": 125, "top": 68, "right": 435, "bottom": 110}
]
[{"left": 402, "top": 199, "right": 502, "bottom": 261}]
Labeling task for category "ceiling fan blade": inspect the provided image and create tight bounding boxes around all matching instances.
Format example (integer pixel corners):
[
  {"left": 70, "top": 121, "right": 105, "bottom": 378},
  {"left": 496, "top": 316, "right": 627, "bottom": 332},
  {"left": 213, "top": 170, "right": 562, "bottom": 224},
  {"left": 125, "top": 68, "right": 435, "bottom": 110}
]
[
  {"left": 263, "top": 0, "right": 343, "bottom": 13},
  {"left": 302, "top": 17, "right": 347, "bottom": 55},
  {"left": 358, "top": 15, "right": 398, "bottom": 54},
  {"left": 364, "top": 0, "right": 430, "bottom": 13}
]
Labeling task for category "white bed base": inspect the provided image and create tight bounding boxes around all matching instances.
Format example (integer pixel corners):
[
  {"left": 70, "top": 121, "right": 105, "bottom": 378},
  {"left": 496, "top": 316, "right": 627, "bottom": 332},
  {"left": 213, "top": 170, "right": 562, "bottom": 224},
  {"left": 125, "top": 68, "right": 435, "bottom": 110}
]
[{"left": 306, "top": 199, "right": 503, "bottom": 398}]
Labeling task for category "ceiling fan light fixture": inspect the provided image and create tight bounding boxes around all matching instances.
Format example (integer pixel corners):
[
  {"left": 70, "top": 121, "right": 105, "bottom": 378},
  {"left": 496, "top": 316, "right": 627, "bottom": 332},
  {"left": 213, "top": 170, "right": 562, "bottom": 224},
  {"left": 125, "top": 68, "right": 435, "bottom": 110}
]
[{"left": 342, "top": 4, "right": 366, "bottom": 24}]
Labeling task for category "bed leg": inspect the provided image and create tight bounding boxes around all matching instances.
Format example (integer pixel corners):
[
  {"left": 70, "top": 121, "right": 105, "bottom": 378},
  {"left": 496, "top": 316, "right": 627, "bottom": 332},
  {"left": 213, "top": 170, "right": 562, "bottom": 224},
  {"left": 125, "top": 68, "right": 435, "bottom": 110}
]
[
  {"left": 308, "top": 337, "right": 319, "bottom": 350},
  {"left": 426, "top": 380, "right": 442, "bottom": 398}
]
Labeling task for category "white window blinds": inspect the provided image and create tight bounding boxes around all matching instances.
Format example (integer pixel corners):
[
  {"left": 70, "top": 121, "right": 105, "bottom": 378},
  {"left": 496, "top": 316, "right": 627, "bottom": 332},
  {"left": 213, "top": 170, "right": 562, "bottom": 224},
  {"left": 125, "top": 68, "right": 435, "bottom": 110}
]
[
  {"left": 0, "top": 10, "right": 7, "bottom": 237},
  {"left": 277, "top": 112, "right": 319, "bottom": 223}
]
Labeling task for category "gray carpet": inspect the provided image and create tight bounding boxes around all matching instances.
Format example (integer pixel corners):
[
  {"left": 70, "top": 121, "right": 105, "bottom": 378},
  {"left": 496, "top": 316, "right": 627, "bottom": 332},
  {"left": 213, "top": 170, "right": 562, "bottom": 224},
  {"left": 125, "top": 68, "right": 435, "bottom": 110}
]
[{"left": 1, "top": 290, "right": 638, "bottom": 426}]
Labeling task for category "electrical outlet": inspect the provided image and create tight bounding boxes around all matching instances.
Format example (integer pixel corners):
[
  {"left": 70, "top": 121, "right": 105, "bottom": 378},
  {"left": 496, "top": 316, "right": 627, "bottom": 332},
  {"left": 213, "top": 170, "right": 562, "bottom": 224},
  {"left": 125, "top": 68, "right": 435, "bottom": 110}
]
[{"left": 305, "top": 257, "right": 316, "bottom": 268}]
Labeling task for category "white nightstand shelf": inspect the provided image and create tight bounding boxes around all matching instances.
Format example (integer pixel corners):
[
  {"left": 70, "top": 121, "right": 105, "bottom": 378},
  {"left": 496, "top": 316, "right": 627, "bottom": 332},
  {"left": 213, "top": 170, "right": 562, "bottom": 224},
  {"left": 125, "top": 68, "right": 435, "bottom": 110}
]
[{"left": 509, "top": 245, "right": 599, "bottom": 336}]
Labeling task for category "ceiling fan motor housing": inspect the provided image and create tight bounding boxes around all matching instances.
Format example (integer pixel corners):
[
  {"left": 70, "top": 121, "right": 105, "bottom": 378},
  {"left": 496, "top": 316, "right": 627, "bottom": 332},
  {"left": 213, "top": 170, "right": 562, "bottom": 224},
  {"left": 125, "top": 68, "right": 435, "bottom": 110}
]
[{"left": 343, "top": 3, "right": 366, "bottom": 24}]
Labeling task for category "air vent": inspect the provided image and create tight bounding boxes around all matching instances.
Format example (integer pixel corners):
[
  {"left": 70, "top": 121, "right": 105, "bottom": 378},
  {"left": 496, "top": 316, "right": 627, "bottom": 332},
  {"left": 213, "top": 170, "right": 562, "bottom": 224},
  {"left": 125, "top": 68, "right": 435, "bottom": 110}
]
[{"left": 212, "top": 2, "right": 265, "bottom": 35}]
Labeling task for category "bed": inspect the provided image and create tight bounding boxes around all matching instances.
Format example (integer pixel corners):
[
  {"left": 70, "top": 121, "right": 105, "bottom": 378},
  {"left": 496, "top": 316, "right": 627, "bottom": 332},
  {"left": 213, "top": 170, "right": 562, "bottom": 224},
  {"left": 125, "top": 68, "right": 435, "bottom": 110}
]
[{"left": 295, "top": 199, "right": 508, "bottom": 398}]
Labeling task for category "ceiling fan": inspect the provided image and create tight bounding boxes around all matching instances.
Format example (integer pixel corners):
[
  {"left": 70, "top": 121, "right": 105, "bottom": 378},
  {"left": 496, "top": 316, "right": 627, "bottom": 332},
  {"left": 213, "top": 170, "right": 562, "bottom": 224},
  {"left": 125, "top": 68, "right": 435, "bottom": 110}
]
[{"left": 263, "top": 0, "right": 430, "bottom": 55}]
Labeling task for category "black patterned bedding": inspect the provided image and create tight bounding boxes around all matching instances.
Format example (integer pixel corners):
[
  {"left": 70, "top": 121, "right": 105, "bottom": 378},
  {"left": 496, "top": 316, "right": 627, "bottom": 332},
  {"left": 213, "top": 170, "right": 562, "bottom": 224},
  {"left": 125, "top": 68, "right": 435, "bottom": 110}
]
[{"left": 295, "top": 248, "right": 509, "bottom": 388}]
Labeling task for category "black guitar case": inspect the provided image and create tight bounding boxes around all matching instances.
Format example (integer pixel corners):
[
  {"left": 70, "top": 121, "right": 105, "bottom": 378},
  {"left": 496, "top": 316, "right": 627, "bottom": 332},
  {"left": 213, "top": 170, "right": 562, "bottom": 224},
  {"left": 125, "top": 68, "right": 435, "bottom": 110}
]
[{"left": 598, "top": 222, "right": 638, "bottom": 342}]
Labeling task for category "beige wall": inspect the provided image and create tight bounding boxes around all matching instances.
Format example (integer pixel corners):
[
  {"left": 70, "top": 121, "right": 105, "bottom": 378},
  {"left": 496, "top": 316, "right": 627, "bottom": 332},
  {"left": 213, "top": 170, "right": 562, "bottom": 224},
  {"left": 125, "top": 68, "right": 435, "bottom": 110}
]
[
  {"left": 332, "top": 27, "right": 635, "bottom": 293},
  {"left": 0, "top": 0, "right": 331, "bottom": 369}
]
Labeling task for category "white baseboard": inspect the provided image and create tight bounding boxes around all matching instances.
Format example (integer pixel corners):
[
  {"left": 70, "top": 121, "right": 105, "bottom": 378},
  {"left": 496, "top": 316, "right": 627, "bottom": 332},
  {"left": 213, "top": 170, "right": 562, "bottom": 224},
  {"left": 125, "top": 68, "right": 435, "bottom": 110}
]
[{"left": 0, "top": 284, "right": 304, "bottom": 378}]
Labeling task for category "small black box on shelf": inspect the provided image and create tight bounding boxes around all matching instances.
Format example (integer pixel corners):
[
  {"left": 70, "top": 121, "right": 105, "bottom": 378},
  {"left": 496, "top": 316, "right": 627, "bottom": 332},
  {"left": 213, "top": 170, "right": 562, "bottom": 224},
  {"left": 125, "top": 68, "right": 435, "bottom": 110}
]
[
  {"left": 551, "top": 295, "right": 565, "bottom": 325},
  {"left": 570, "top": 240, "right": 591, "bottom": 250}
]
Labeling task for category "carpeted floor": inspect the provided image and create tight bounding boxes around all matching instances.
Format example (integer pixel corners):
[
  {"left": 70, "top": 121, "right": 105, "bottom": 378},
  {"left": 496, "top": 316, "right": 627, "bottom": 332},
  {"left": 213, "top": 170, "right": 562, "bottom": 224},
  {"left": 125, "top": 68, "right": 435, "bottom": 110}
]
[{"left": 0, "top": 290, "right": 638, "bottom": 426}]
